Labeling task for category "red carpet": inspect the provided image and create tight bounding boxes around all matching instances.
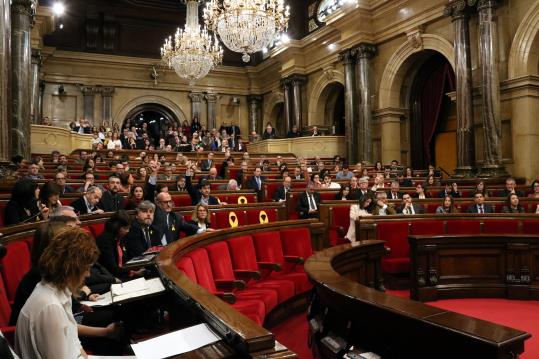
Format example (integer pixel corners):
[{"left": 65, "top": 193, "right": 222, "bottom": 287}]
[{"left": 272, "top": 293, "right": 539, "bottom": 359}]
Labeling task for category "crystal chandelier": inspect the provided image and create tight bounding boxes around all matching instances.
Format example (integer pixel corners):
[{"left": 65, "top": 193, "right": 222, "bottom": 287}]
[
  {"left": 203, "top": 0, "right": 290, "bottom": 63},
  {"left": 161, "top": 0, "right": 223, "bottom": 85}
]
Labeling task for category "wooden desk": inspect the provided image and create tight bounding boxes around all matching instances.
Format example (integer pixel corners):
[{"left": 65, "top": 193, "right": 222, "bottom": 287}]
[
  {"left": 305, "top": 241, "right": 531, "bottom": 359},
  {"left": 410, "top": 234, "right": 539, "bottom": 301},
  {"left": 247, "top": 136, "right": 346, "bottom": 158}
]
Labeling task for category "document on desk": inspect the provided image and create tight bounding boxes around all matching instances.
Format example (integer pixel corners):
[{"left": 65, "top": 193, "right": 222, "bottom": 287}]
[
  {"left": 80, "top": 292, "right": 113, "bottom": 307},
  {"left": 131, "top": 323, "right": 221, "bottom": 359},
  {"left": 112, "top": 277, "right": 165, "bottom": 303}
]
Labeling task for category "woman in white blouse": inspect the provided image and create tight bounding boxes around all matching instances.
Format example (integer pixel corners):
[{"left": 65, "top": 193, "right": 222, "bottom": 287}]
[
  {"left": 106, "top": 132, "right": 122, "bottom": 150},
  {"left": 188, "top": 204, "right": 215, "bottom": 233},
  {"left": 15, "top": 228, "right": 99, "bottom": 359},
  {"left": 345, "top": 196, "right": 373, "bottom": 243}
]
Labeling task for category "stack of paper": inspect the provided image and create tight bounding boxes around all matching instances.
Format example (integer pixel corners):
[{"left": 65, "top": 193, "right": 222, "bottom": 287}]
[{"left": 80, "top": 277, "right": 166, "bottom": 307}]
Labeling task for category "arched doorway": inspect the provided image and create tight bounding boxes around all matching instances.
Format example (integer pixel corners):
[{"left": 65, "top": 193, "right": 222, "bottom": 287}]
[
  {"left": 407, "top": 52, "right": 456, "bottom": 170},
  {"left": 314, "top": 82, "right": 345, "bottom": 135},
  {"left": 269, "top": 102, "right": 285, "bottom": 137},
  {"left": 123, "top": 103, "right": 179, "bottom": 145}
]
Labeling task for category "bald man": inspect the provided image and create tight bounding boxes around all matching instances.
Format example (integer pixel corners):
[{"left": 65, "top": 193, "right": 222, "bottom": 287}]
[{"left": 153, "top": 192, "right": 199, "bottom": 244}]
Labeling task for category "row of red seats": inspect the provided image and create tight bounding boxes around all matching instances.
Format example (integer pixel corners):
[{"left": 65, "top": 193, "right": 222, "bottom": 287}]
[
  {"left": 176, "top": 228, "right": 314, "bottom": 325},
  {"left": 378, "top": 219, "right": 539, "bottom": 275}
]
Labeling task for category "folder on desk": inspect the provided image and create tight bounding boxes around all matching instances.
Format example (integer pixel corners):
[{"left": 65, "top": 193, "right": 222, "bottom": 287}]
[{"left": 81, "top": 277, "right": 166, "bottom": 307}]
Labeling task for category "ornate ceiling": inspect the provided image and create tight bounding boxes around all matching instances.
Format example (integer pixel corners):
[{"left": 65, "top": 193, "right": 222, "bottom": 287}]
[{"left": 38, "top": 0, "right": 314, "bottom": 67}]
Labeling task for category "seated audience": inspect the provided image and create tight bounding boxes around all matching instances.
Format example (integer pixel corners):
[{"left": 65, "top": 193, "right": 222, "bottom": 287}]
[
  {"left": 286, "top": 125, "right": 301, "bottom": 138},
  {"left": 124, "top": 201, "right": 163, "bottom": 261},
  {"left": 54, "top": 171, "right": 75, "bottom": 194},
  {"left": 100, "top": 175, "right": 125, "bottom": 212},
  {"left": 77, "top": 172, "right": 97, "bottom": 193},
  {"left": 467, "top": 192, "right": 495, "bottom": 213},
  {"left": 24, "top": 163, "right": 44, "bottom": 180},
  {"left": 399, "top": 193, "right": 425, "bottom": 215},
  {"left": 154, "top": 192, "right": 198, "bottom": 243},
  {"left": 125, "top": 185, "right": 145, "bottom": 210},
  {"left": 297, "top": 182, "right": 321, "bottom": 219},
  {"left": 397, "top": 172, "right": 413, "bottom": 187},
  {"left": 175, "top": 175, "right": 187, "bottom": 191},
  {"left": 528, "top": 180, "right": 539, "bottom": 198},
  {"left": 262, "top": 123, "right": 277, "bottom": 140},
  {"left": 475, "top": 180, "right": 491, "bottom": 198},
  {"left": 498, "top": 177, "right": 524, "bottom": 197},
  {"left": 335, "top": 164, "right": 354, "bottom": 180},
  {"left": 38, "top": 181, "right": 62, "bottom": 212},
  {"left": 322, "top": 173, "right": 341, "bottom": 189},
  {"left": 273, "top": 176, "right": 292, "bottom": 202},
  {"left": 438, "top": 182, "right": 461, "bottom": 198},
  {"left": 501, "top": 194, "right": 526, "bottom": 213},
  {"left": 345, "top": 196, "right": 373, "bottom": 242},
  {"left": 372, "top": 192, "right": 397, "bottom": 215},
  {"left": 436, "top": 195, "right": 459, "bottom": 214},
  {"left": 335, "top": 185, "right": 352, "bottom": 201},
  {"left": 186, "top": 163, "right": 221, "bottom": 205},
  {"left": 188, "top": 204, "right": 215, "bottom": 233},
  {"left": 4, "top": 179, "right": 49, "bottom": 226},
  {"left": 414, "top": 183, "right": 427, "bottom": 199},
  {"left": 386, "top": 181, "right": 403, "bottom": 200},
  {"left": 71, "top": 186, "right": 104, "bottom": 215},
  {"left": 357, "top": 177, "right": 374, "bottom": 201}
]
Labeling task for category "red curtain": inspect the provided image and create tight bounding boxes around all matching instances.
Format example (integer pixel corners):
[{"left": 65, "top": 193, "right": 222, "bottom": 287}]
[{"left": 419, "top": 63, "right": 455, "bottom": 166}]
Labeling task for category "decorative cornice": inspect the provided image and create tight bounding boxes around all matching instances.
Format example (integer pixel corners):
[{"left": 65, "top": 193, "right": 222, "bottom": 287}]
[
  {"left": 101, "top": 86, "right": 115, "bottom": 96},
  {"left": 11, "top": 0, "right": 34, "bottom": 17},
  {"left": 406, "top": 25, "right": 426, "bottom": 51},
  {"left": 188, "top": 92, "right": 204, "bottom": 102},
  {"left": 468, "top": 0, "right": 498, "bottom": 11},
  {"left": 444, "top": 0, "right": 470, "bottom": 20},
  {"left": 355, "top": 43, "right": 377, "bottom": 59},
  {"left": 205, "top": 93, "right": 218, "bottom": 103},
  {"left": 338, "top": 48, "right": 357, "bottom": 65}
]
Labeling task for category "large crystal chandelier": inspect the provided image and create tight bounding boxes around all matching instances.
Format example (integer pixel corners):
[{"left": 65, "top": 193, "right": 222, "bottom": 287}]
[
  {"left": 161, "top": 0, "right": 223, "bottom": 85},
  {"left": 203, "top": 0, "right": 290, "bottom": 63}
]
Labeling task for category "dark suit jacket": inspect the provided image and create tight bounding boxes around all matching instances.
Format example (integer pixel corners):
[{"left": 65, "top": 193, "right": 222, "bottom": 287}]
[
  {"left": 498, "top": 189, "right": 525, "bottom": 198},
  {"left": 61, "top": 185, "right": 75, "bottom": 194},
  {"left": 437, "top": 189, "right": 461, "bottom": 198},
  {"left": 286, "top": 131, "right": 301, "bottom": 138},
  {"left": 247, "top": 176, "right": 267, "bottom": 201},
  {"left": 153, "top": 207, "right": 198, "bottom": 243},
  {"left": 272, "top": 186, "right": 290, "bottom": 202},
  {"left": 297, "top": 191, "right": 321, "bottom": 219},
  {"left": 71, "top": 196, "right": 100, "bottom": 215},
  {"left": 386, "top": 191, "right": 404, "bottom": 200},
  {"left": 399, "top": 179, "right": 414, "bottom": 187},
  {"left": 96, "top": 231, "right": 130, "bottom": 279},
  {"left": 467, "top": 203, "right": 495, "bottom": 213},
  {"left": 357, "top": 189, "right": 376, "bottom": 201},
  {"left": 100, "top": 190, "right": 125, "bottom": 212},
  {"left": 200, "top": 159, "right": 214, "bottom": 171},
  {"left": 186, "top": 175, "right": 220, "bottom": 205},
  {"left": 399, "top": 203, "right": 425, "bottom": 214},
  {"left": 501, "top": 205, "right": 526, "bottom": 213},
  {"left": 123, "top": 219, "right": 163, "bottom": 261}
]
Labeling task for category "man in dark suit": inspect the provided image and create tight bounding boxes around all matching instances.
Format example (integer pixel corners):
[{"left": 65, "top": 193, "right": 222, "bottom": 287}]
[
  {"left": 54, "top": 172, "right": 75, "bottom": 194},
  {"left": 185, "top": 166, "right": 221, "bottom": 206},
  {"left": 498, "top": 178, "right": 525, "bottom": 198},
  {"left": 286, "top": 125, "right": 301, "bottom": 138},
  {"left": 247, "top": 167, "right": 266, "bottom": 202},
  {"left": 154, "top": 192, "right": 198, "bottom": 244},
  {"left": 292, "top": 166, "right": 304, "bottom": 180},
  {"left": 100, "top": 174, "right": 125, "bottom": 212},
  {"left": 386, "top": 181, "right": 403, "bottom": 200},
  {"left": 297, "top": 182, "right": 321, "bottom": 219},
  {"left": 200, "top": 152, "right": 215, "bottom": 171},
  {"left": 273, "top": 176, "right": 292, "bottom": 202},
  {"left": 397, "top": 172, "right": 413, "bottom": 187},
  {"left": 467, "top": 192, "right": 495, "bottom": 213},
  {"left": 124, "top": 201, "right": 163, "bottom": 261},
  {"left": 357, "top": 177, "right": 376, "bottom": 201},
  {"left": 71, "top": 186, "right": 104, "bottom": 215},
  {"left": 399, "top": 193, "right": 425, "bottom": 215}
]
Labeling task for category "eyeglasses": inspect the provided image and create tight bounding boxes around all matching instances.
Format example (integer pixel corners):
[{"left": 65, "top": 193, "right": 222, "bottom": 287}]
[{"left": 160, "top": 200, "right": 174, "bottom": 205}]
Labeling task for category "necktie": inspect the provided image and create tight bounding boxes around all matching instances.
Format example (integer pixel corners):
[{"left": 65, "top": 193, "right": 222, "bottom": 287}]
[
  {"left": 393, "top": 193, "right": 397, "bottom": 200},
  {"left": 308, "top": 194, "right": 316, "bottom": 211},
  {"left": 479, "top": 205, "right": 484, "bottom": 214},
  {"left": 256, "top": 177, "right": 261, "bottom": 190},
  {"left": 144, "top": 226, "right": 151, "bottom": 248}
]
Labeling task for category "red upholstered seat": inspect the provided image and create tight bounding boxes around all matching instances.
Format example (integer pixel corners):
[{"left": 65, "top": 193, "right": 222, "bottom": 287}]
[
  {"left": 329, "top": 206, "right": 352, "bottom": 246},
  {"left": 171, "top": 194, "right": 193, "bottom": 207},
  {"left": 226, "top": 193, "right": 257, "bottom": 205},
  {"left": 205, "top": 242, "right": 278, "bottom": 313},
  {"left": 227, "top": 235, "right": 295, "bottom": 302},
  {"left": 319, "top": 192, "right": 337, "bottom": 201},
  {"left": 252, "top": 232, "right": 312, "bottom": 294},
  {"left": 246, "top": 209, "right": 277, "bottom": 225},
  {"left": 214, "top": 210, "right": 247, "bottom": 229},
  {"left": 377, "top": 222, "right": 410, "bottom": 274},
  {"left": 482, "top": 220, "right": 520, "bottom": 234},
  {"left": 0, "top": 241, "right": 31, "bottom": 302},
  {"left": 446, "top": 219, "right": 481, "bottom": 235},
  {"left": 265, "top": 183, "right": 281, "bottom": 202},
  {"left": 425, "top": 203, "right": 440, "bottom": 214},
  {"left": 280, "top": 227, "right": 314, "bottom": 272},
  {"left": 176, "top": 256, "right": 197, "bottom": 281},
  {"left": 87, "top": 222, "right": 105, "bottom": 238},
  {"left": 410, "top": 220, "right": 444, "bottom": 235},
  {"left": 522, "top": 220, "right": 539, "bottom": 234}
]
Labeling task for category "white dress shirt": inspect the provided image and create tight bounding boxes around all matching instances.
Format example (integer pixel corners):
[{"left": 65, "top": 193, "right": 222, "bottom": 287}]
[
  {"left": 15, "top": 281, "right": 83, "bottom": 359},
  {"left": 345, "top": 205, "right": 372, "bottom": 242}
]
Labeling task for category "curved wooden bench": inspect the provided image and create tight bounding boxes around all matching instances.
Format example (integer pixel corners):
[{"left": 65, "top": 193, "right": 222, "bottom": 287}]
[{"left": 305, "top": 242, "right": 531, "bottom": 359}]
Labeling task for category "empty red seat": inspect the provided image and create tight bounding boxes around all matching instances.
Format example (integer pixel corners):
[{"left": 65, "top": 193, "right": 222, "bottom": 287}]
[
  {"left": 176, "top": 256, "right": 197, "bottom": 281},
  {"left": 171, "top": 194, "right": 193, "bottom": 207},
  {"left": 252, "top": 232, "right": 312, "bottom": 294},
  {"left": 410, "top": 220, "right": 444, "bottom": 235},
  {"left": 482, "top": 220, "right": 520, "bottom": 234},
  {"left": 0, "top": 241, "right": 31, "bottom": 302},
  {"left": 328, "top": 206, "right": 351, "bottom": 246},
  {"left": 227, "top": 235, "right": 295, "bottom": 302},
  {"left": 280, "top": 227, "right": 314, "bottom": 272},
  {"left": 446, "top": 219, "right": 481, "bottom": 235},
  {"left": 378, "top": 222, "right": 410, "bottom": 274},
  {"left": 87, "top": 222, "right": 105, "bottom": 238},
  {"left": 214, "top": 210, "right": 247, "bottom": 229},
  {"left": 246, "top": 209, "right": 277, "bottom": 225}
]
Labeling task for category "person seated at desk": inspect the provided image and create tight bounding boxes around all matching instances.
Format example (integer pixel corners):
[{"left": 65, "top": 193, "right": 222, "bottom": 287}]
[
  {"left": 188, "top": 204, "right": 216, "bottom": 234},
  {"left": 345, "top": 196, "right": 373, "bottom": 242},
  {"left": 3, "top": 179, "right": 50, "bottom": 226},
  {"left": 386, "top": 181, "right": 403, "bottom": 200},
  {"left": 498, "top": 177, "right": 525, "bottom": 198},
  {"left": 321, "top": 173, "right": 341, "bottom": 189},
  {"left": 399, "top": 193, "right": 425, "bottom": 215},
  {"left": 100, "top": 174, "right": 125, "bottom": 212},
  {"left": 262, "top": 123, "right": 277, "bottom": 140},
  {"left": 310, "top": 126, "right": 321, "bottom": 137},
  {"left": 185, "top": 163, "right": 222, "bottom": 206},
  {"left": 336, "top": 164, "right": 354, "bottom": 180},
  {"left": 414, "top": 183, "right": 427, "bottom": 199},
  {"left": 286, "top": 125, "right": 301, "bottom": 138},
  {"left": 273, "top": 176, "right": 292, "bottom": 202},
  {"left": 372, "top": 192, "right": 397, "bottom": 215},
  {"left": 467, "top": 192, "right": 495, "bottom": 213},
  {"left": 438, "top": 182, "right": 461, "bottom": 198},
  {"left": 436, "top": 195, "right": 459, "bottom": 214},
  {"left": 124, "top": 201, "right": 164, "bottom": 261},
  {"left": 124, "top": 185, "right": 145, "bottom": 210},
  {"left": 154, "top": 192, "right": 199, "bottom": 243},
  {"left": 200, "top": 152, "right": 215, "bottom": 171},
  {"left": 297, "top": 182, "right": 321, "bottom": 219},
  {"left": 335, "top": 185, "right": 352, "bottom": 201},
  {"left": 71, "top": 186, "right": 105, "bottom": 215},
  {"left": 501, "top": 194, "right": 526, "bottom": 213},
  {"left": 397, "top": 172, "right": 413, "bottom": 187}
]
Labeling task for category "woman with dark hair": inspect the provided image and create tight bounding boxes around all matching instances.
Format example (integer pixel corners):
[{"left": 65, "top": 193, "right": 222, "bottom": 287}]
[
  {"left": 38, "top": 181, "right": 62, "bottom": 212},
  {"left": 125, "top": 185, "right": 145, "bottom": 210},
  {"left": 528, "top": 180, "right": 539, "bottom": 198},
  {"left": 188, "top": 204, "right": 214, "bottom": 233},
  {"left": 435, "top": 195, "right": 459, "bottom": 214},
  {"left": 475, "top": 180, "right": 491, "bottom": 198},
  {"left": 119, "top": 172, "right": 134, "bottom": 193},
  {"left": 374, "top": 161, "right": 383, "bottom": 172},
  {"left": 501, "top": 194, "right": 526, "bottom": 213},
  {"left": 345, "top": 195, "right": 373, "bottom": 242},
  {"left": 83, "top": 158, "right": 96, "bottom": 173},
  {"left": 4, "top": 179, "right": 49, "bottom": 226},
  {"left": 335, "top": 185, "right": 351, "bottom": 200},
  {"left": 96, "top": 211, "right": 143, "bottom": 280}
]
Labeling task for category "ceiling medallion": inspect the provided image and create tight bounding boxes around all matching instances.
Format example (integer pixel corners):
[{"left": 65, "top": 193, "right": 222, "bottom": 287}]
[
  {"left": 203, "top": 0, "right": 290, "bottom": 63},
  {"left": 161, "top": 0, "right": 223, "bottom": 86}
]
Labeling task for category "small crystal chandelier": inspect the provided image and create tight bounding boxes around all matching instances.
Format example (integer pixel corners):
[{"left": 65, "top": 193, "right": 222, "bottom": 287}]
[
  {"left": 161, "top": 0, "right": 223, "bottom": 85},
  {"left": 203, "top": 0, "right": 290, "bottom": 63}
]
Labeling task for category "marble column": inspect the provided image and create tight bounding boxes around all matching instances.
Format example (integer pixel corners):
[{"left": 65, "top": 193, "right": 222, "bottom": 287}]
[
  {"left": 81, "top": 86, "right": 96, "bottom": 123},
  {"left": 445, "top": 1, "right": 475, "bottom": 177},
  {"left": 472, "top": 0, "right": 507, "bottom": 177},
  {"left": 189, "top": 91, "right": 203, "bottom": 121},
  {"left": 0, "top": 0, "right": 11, "bottom": 161},
  {"left": 30, "top": 49, "right": 41, "bottom": 124},
  {"left": 205, "top": 93, "right": 218, "bottom": 130},
  {"left": 101, "top": 86, "right": 114, "bottom": 126},
  {"left": 281, "top": 79, "right": 292, "bottom": 134},
  {"left": 247, "top": 95, "right": 262, "bottom": 134},
  {"left": 290, "top": 75, "right": 307, "bottom": 131},
  {"left": 356, "top": 43, "right": 377, "bottom": 165},
  {"left": 11, "top": 0, "right": 33, "bottom": 159},
  {"left": 339, "top": 49, "right": 358, "bottom": 164}
]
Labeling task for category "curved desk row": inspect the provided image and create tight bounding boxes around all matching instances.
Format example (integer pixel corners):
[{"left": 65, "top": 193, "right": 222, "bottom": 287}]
[{"left": 305, "top": 241, "right": 531, "bottom": 359}]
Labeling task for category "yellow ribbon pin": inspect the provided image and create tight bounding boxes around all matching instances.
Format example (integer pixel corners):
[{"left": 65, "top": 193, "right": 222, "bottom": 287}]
[
  {"left": 228, "top": 211, "right": 239, "bottom": 228},
  {"left": 238, "top": 196, "right": 248, "bottom": 204},
  {"left": 259, "top": 210, "right": 269, "bottom": 224}
]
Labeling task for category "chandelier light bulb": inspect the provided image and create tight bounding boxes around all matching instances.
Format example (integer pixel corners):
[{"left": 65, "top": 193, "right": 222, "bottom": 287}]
[{"left": 204, "top": 0, "right": 291, "bottom": 62}]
